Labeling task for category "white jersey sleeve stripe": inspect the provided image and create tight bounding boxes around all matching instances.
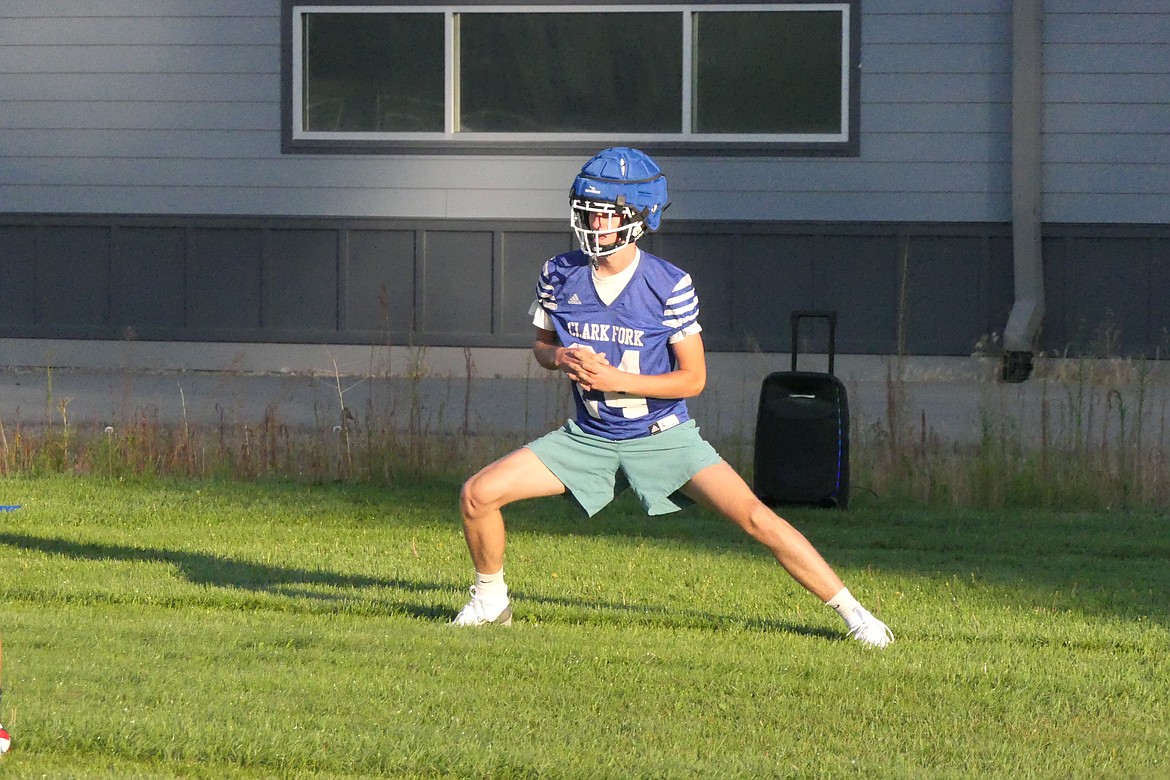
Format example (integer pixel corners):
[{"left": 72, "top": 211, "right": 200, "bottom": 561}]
[
  {"left": 663, "top": 312, "right": 700, "bottom": 328},
  {"left": 536, "top": 259, "right": 559, "bottom": 309},
  {"left": 664, "top": 298, "right": 698, "bottom": 317}
]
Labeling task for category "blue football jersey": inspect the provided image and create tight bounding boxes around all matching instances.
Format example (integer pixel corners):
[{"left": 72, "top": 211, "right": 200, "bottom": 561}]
[{"left": 534, "top": 249, "right": 702, "bottom": 440}]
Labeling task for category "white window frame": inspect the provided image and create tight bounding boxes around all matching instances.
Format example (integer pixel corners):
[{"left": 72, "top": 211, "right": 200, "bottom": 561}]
[{"left": 285, "top": 2, "right": 858, "bottom": 154}]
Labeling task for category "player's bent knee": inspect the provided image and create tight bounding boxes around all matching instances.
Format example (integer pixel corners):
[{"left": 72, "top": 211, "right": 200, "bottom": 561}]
[
  {"left": 460, "top": 472, "right": 501, "bottom": 520},
  {"left": 459, "top": 479, "right": 483, "bottom": 519}
]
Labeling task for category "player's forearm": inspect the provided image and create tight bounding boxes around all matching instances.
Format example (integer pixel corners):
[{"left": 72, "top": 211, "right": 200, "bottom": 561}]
[
  {"left": 608, "top": 367, "right": 706, "bottom": 400},
  {"left": 532, "top": 339, "right": 562, "bottom": 372}
]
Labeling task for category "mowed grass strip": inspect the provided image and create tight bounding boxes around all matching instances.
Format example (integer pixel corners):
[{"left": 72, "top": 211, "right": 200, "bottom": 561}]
[{"left": 0, "top": 476, "right": 1166, "bottom": 778}]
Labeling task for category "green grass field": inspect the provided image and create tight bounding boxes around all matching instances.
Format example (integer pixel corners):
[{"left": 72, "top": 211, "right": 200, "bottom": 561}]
[{"left": 0, "top": 476, "right": 1166, "bottom": 778}]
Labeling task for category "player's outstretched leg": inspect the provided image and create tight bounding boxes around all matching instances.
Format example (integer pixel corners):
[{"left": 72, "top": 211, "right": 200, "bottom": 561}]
[
  {"left": 681, "top": 461, "right": 893, "bottom": 647},
  {"left": 453, "top": 447, "right": 566, "bottom": 626}
]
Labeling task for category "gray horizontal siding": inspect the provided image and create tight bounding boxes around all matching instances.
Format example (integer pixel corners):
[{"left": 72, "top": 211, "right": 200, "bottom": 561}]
[
  {"left": 1049, "top": 0, "right": 1170, "bottom": 12},
  {"left": 837, "top": 0, "right": 1009, "bottom": 11},
  {"left": 1045, "top": 74, "right": 1170, "bottom": 104},
  {"left": 2, "top": 127, "right": 1019, "bottom": 165},
  {"left": 0, "top": 188, "right": 1010, "bottom": 225},
  {"left": 0, "top": 1, "right": 1164, "bottom": 227},
  {"left": 0, "top": 73, "right": 279, "bottom": 102},
  {"left": 864, "top": 102, "right": 1011, "bottom": 135},
  {"left": 864, "top": 42, "right": 1009, "bottom": 72},
  {"left": 4, "top": 158, "right": 1007, "bottom": 193},
  {"left": 0, "top": 16, "right": 276, "bottom": 45},
  {"left": 2, "top": 100, "right": 278, "bottom": 130},
  {"left": 1045, "top": 103, "right": 1170, "bottom": 134},
  {"left": 862, "top": 133, "right": 1011, "bottom": 164},
  {"left": 1045, "top": 12, "right": 1170, "bottom": 44},
  {"left": 865, "top": 11, "right": 1010, "bottom": 44},
  {"left": 1047, "top": 164, "right": 1169, "bottom": 195},
  {"left": 1043, "top": 6, "right": 1170, "bottom": 223},
  {"left": 1044, "top": 196, "right": 1168, "bottom": 226},
  {"left": 860, "top": 4, "right": 1011, "bottom": 223},
  {"left": 1, "top": 129, "right": 277, "bottom": 158},
  {"left": 0, "top": 186, "right": 458, "bottom": 220},
  {"left": 0, "top": 0, "right": 267, "bottom": 16},
  {"left": 0, "top": 44, "right": 277, "bottom": 74},
  {"left": 863, "top": 72, "right": 1010, "bottom": 103},
  {"left": 1045, "top": 133, "right": 1167, "bottom": 165},
  {"left": 1046, "top": 43, "right": 1170, "bottom": 73},
  {"left": 0, "top": 0, "right": 1015, "bottom": 225}
]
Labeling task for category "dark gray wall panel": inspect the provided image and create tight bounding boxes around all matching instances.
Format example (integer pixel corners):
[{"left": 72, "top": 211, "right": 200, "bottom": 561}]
[
  {"left": 817, "top": 235, "right": 901, "bottom": 354},
  {"left": 499, "top": 231, "right": 573, "bottom": 338},
  {"left": 987, "top": 235, "right": 1015, "bottom": 337},
  {"left": 187, "top": 228, "right": 262, "bottom": 331},
  {"left": 1050, "top": 237, "right": 1151, "bottom": 354},
  {"left": 902, "top": 236, "right": 984, "bottom": 355},
  {"left": 1041, "top": 235, "right": 1070, "bottom": 349},
  {"left": 3, "top": 215, "right": 1170, "bottom": 359},
  {"left": 112, "top": 227, "right": 186, "bottom": 330},
  {"left": 37, "top": 226, "right": 110, "bottom": 328},
  {"left": 347, "top": 229, "right": 415, "bottom": 335},
  {"left": 733, "top": 233, "right": 819, "bottom": 353},
  {"left": 0, "top": 226, "right": 37, "bottom": 326},
  {"left": 1154, "top": 239, "right": 1170, "bottom": 354},
  {"left": 265, "top": 229, "right": 337, "bottom": 331},
  {"left": 652, "top": 232, "right": 736, "bottom": 348},
  {"left": 421, "top": 231, "right": 493, "bottom": 339}
]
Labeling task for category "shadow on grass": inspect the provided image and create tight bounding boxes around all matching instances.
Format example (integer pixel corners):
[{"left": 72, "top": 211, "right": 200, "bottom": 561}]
[
  {"left": 0, "top": 531, "right": 456, "bottom": 620},
  {"left": 8, "top": 480, "right": 1167, "bottom": 629},
  {"left": 511, "top": 590, "right": 841, "bottom": 641},
  {"left": 0, "top": 532, "right": 844, "bottom": 641},
  {"left": 503, "top": 493, "right": 1170, "bottom": 626}
]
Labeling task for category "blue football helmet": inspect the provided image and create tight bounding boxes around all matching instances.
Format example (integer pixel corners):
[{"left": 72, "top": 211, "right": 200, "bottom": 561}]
[{"left": 570, "top": 147, "right": 669, "bottom": 257}]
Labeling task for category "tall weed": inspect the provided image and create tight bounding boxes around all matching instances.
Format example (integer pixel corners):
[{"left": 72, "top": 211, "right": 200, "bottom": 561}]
[{"left": 5, "top": 337, "right": 1169, "bottom": 508}]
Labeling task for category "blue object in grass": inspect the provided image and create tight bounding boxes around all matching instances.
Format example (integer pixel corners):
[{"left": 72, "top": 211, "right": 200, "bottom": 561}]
[{"left": 0, "top": 506, "right": 21, "bottom": 511}]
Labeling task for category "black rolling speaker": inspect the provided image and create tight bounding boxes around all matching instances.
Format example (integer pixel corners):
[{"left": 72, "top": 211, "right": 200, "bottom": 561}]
[{"left": 753, "top": 311, "right": 850, "bottom": 509}]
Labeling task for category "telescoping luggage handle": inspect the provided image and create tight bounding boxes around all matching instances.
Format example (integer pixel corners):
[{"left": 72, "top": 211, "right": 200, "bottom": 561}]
[{"left": 790, "top": 310, "right": 837, "bottom": 374}]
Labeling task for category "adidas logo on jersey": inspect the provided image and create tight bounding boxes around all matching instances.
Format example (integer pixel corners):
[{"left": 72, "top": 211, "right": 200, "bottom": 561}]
[{"left": 567, "top": 294, "right": 582, "bottom": 305}]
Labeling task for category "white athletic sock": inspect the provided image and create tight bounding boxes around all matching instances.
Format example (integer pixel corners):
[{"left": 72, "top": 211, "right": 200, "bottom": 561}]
[
  {"left": 474, "top": 569, "right": 508, "bottom": 605},
  {"left": 825, "top": 587, "right": 864, "bottom": 629}
]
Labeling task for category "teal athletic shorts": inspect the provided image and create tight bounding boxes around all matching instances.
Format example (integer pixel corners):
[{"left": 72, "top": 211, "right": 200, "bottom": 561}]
[{"left": 525, "top": 419, "right": 724, "bottom": 517}]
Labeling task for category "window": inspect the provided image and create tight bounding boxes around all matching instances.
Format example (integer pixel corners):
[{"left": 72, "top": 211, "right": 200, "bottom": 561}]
[{"left": 282, "top": 1, "right": 860, "bottom": 155}]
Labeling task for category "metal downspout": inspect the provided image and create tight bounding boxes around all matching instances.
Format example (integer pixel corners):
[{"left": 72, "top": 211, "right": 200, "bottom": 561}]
[{"left": 1002, "top": 0, "right": 1044, "bottom": 382}]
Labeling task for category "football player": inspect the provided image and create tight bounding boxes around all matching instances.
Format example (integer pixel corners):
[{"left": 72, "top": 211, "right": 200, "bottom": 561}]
[{"left": 453, "top": 147, "right": 893, "bottom": 647}]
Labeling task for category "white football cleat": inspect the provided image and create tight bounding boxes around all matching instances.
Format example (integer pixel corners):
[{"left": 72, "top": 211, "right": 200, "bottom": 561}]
[
  {"left": 845, "top": 606, "right": 894, "bottom": 648},
  {"left": 451, "top": 586, "right": 512, "bottom": 627}
]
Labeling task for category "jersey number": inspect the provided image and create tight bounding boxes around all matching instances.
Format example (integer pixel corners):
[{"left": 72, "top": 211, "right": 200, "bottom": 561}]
[{"left": 575, "top": 348, "right": 650, "bottom": 420}]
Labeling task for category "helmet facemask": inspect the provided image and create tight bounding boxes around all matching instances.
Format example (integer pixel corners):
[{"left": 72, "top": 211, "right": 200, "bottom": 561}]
[
  {"left": 569, "top": 147, "right": 668, "bottom": 258},
  {"left": 570, "top": 198, "right": 646, "bottom": 258}
]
